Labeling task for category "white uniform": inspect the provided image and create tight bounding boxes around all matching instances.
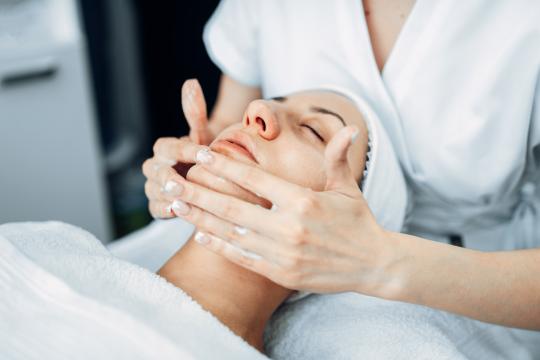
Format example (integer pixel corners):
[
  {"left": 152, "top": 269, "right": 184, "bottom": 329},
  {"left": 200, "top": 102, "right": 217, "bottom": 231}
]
[{"left": 203, "top": 0, "right": 540, "bottom": 252}]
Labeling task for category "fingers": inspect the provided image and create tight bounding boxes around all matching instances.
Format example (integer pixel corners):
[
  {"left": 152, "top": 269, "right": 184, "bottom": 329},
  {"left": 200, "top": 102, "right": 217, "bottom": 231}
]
[
  {"left": 182, "top": 79, "right": 208, "bottom": 130},
  {"left": 197, "top": 233, "right": 284, "bottom": 283},
  {"left": 152, "top": 136, "right": 207, "bottom": 165},
  {"left": 324, "top": 126, "right": 360, "bottom": 196},
  {"left": 146, "top": 166, "right": 184, "bottom": 199},
  {"left": 144, "top": 177, "right": 180, "bottom": 218},
  {"left": 196, "top": 149, "right": 306, "bottom": 207},
  {"left": 146, "top": 154, "right": 286, "bottom": 237},
  {"left": 181, "top": 79, "right": 211, "bottom": 145},
  {"left": 187, "top": 164, "right": 272, "bottom": 209},
  {"left": 148, "top": 199, "right": 175, "bottom": 219},
  {"left": 143, "top": 157, "right": 183, "bottom": 187},
  {"left": 178, "top": 205, "right": 285, "bottom": 264},
  {"left": 175, "top": 176, "right": 288, "bottom": 239},
  {"left": 143, "top": 157, "right": 187, "bottom": 218},
  {"left": 143, "top": 122, "right": 210, "bottom": 220}
]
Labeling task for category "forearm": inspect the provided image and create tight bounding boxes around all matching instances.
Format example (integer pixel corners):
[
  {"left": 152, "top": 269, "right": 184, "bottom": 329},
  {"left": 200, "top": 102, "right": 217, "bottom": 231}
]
[{"left": 383, "top": 232, "right": 540, "bottom": 329}]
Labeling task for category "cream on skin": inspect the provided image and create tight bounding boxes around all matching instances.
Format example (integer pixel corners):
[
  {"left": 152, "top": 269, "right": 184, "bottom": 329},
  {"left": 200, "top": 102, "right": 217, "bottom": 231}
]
[{"left": 158, "top": 91, "right": 369, "bottom": 352}]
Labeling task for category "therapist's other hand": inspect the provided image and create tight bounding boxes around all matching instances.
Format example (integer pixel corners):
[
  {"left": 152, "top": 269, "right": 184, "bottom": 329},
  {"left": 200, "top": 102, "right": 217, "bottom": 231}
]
[
  {"left": 169, "top": 128, "right": 396, "bottom": 296},
  {"left": 182, "top": 79, "right": 216, "bottom": 145},
  {"left": 142, "top": 79, "right": 218, "bottom": 218}
]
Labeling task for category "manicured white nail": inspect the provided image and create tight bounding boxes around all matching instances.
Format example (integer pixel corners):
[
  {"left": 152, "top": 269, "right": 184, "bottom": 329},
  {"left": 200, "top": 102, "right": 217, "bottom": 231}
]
[
  {"left": 162, "top": 180, "right": 183, "bottom": 195},
  {"left": 196, "top": 148, "right": 214, "bottom": 164},
  {"left": 171, "top": 200, "right": 190, "bottom": 215},
  {"left": 163, "top": 180, "right": 177, "bottom": 193},
  {"left": 351, "top": 128, "right": 360, "bottom": 144},
  {"left": 194, "top": 231, "right": 210, "bottom": 245},
  {"left": 271, "top": 204, "right": 279, "bottom": 212},
  {"left": 239, "top": 248, "right": 262, "bottom": 260},
  {"left": 234, "top": 225, "right": 248, "bottom": 236}
]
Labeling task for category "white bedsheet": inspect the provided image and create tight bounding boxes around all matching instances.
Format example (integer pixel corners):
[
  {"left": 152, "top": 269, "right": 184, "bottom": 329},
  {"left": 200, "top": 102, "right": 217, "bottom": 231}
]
[{"left": 1, "top": 220, "right": 538, "bottom": 359}]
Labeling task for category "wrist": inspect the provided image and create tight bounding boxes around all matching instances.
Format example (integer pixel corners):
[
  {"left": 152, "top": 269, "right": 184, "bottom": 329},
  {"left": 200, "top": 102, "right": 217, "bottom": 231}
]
[
  {"left": 376, "top": 233, "right": 482, "bottom": 307},
  {"left": 367, "top": 229, "right": 412, "bottom": 301}
]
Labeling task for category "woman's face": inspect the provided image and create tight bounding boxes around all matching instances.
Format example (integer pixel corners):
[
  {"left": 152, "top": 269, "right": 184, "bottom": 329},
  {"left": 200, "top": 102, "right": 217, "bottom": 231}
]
[{"left": 187, "top": 91, "right": 368, "bottom": 206}]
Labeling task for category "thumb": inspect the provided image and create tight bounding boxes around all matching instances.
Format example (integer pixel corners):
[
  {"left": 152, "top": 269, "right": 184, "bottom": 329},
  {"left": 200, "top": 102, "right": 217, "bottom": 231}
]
[
  {"left": 324, "top": 126, "right": 361, "bottom": 196},
  {"left": 181, "top": 79, "right": 211, "bottom": 145}
]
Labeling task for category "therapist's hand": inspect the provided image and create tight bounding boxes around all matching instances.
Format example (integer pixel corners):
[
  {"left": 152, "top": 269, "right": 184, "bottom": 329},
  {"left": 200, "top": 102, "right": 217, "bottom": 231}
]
[
  {"left": 168, "top": 128, "right": 399, "bottom": 296},
  {"left": 142, "top": 79, "right": 218, "bottom": 218},
  {"left": 181, "top": 79, "right": 216, "bottom": 145}
]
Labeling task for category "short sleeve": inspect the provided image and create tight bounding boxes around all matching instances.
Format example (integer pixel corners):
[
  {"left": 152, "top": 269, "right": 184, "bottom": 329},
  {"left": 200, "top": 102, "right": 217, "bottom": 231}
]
[{"left": 203, "top": 0, "right": 261, "bottom": 87}]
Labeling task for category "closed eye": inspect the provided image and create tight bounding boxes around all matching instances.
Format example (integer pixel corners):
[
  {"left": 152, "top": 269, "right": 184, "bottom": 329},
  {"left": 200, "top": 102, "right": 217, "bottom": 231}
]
[{"left": 301, "top": 124, "right": 324, "bottom": 142}]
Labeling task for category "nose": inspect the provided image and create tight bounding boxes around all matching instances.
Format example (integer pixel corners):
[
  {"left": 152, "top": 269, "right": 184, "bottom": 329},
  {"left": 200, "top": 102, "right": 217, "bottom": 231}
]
[{"left": 242, "top": 100, "right": 280, "bottom": 140}]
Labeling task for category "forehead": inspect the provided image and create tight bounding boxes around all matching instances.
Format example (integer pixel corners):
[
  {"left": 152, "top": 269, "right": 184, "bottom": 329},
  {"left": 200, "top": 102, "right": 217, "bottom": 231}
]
[{"left": 282, "top": 90, "right": 365, "bottom": 128}]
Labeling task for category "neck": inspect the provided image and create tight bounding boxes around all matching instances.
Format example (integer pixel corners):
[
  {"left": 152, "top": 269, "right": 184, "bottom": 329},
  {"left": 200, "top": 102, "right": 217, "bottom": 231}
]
[{"left": 158, "top": 237, "right": 291, "bottom": 352}]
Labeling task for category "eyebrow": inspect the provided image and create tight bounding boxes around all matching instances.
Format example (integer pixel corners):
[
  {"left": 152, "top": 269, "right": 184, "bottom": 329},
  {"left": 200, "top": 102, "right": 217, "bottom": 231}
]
[
  {"left": 270, "top": 96, "right": 346, "bottom": 127},
  {"left": 309, "top": 106, "right": 346, "bottom": 127}
]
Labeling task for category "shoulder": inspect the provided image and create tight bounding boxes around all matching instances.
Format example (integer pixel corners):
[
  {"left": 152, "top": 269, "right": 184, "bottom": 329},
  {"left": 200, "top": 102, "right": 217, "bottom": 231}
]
[{"left": 211, "top": 0, "right": 339, "bottom": 24}]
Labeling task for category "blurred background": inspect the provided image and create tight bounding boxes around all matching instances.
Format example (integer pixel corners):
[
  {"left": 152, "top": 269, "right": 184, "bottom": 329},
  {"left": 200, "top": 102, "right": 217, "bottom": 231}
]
[{"left": 0, "top": 0, "right": 221, "bottom": 242}]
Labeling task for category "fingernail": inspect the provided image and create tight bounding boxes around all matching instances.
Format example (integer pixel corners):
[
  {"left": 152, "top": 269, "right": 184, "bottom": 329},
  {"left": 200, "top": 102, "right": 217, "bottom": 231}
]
[
  {"left": 196, "top": 148, "right": 214, "bottom": 164},
  {"left": 171, "top": 200, "right": 190, "bottom": 215},
  {"left": 271, "top": 204, "right": 279, "bottom": 212},
  {"left": 234, "top": 225, "right": 248, "bottom": 236},
  {"left": 161, "top": 180, "right": 183, "bottom": 196},
  {"left": 194, "top": 231, "right": 211, "bottom": 245},
  {"left": 237, "top": 247, "right": 262, "bottom": 260},
  {"left": 351, "top": 128, "right": 360, "bottom": 144}
]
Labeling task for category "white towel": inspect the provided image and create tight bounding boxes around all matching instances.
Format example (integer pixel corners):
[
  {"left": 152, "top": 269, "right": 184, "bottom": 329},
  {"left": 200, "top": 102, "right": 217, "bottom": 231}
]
[
  {"left": 112, "top": 219, "right": 538, "bottom": 359},
  {"left": 265, "top": 292, "right": 534, "bottom": 360},
  {"left": 0, "top": 221, "right": 267, "bottom": 360}
]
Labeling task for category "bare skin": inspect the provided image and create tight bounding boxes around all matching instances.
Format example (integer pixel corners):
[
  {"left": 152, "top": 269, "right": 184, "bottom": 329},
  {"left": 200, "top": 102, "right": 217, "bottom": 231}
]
[
  {"left": 158, "top": 227, "right": 290, "bottom": 351},
  {"left": 362, "top": 0, "right": 416, "bottom": 72}
]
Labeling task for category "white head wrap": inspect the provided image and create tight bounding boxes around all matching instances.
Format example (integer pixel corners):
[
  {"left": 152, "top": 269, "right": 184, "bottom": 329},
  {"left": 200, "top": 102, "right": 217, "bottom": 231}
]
[{"left": 286, "top": 86, "right": 408, "bottom": 302}]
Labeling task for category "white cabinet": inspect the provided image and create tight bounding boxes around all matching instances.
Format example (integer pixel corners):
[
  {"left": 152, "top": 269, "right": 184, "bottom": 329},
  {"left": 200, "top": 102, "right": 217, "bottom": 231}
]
[{"left": 0, "top": 0, "right": 112, "bottom": 242}]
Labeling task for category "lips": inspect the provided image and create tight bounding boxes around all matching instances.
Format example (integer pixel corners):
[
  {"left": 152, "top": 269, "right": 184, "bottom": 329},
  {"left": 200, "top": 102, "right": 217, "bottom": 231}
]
[{"left": 210, "top": 132, "right": 258, "bottom": 164}]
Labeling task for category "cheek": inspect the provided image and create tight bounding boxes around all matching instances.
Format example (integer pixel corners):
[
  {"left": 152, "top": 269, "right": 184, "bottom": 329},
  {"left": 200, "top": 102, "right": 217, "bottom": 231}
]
[{"left": 263, "top": 142, "right": 326, "bottom": 191}]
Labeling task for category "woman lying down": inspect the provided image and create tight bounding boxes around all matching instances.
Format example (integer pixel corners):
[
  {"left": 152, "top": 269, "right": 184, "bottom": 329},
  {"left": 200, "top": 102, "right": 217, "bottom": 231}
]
[{"left": 0, "top": 88, "right": 528, "bottom": 359}]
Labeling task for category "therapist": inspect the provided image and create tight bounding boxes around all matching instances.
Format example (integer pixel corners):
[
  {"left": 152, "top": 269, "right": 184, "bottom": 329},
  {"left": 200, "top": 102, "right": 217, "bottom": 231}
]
[{"left": 143, "top": 0, "right": 540, "bottom": 330}]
